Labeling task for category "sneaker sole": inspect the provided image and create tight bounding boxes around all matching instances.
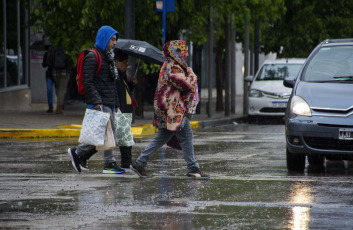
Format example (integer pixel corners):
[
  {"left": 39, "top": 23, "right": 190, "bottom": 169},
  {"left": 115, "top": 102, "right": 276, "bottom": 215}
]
[
  {"left": 80, "top": 165, "right": 89, "bottom": 171},
  {"left": 187, "top": 172, "right": 210, "bottom": 180},
  {"left": 187, "top": 176, "right": 210, "bottom": 180},
  {"left": 102, "top": 169, "right": 125, "bottom": 174},
  {"left": 130, "top": 165, "right": 149, "bottom": 178},
  {"left": 68, "top": 149, "right": 81, "bottom": 173}
]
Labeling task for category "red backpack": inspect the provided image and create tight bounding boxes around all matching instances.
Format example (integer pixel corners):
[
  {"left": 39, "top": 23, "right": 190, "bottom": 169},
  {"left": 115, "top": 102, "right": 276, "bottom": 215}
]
[{"left": 76, "top": 48, "right": 102, "bottom": 95}]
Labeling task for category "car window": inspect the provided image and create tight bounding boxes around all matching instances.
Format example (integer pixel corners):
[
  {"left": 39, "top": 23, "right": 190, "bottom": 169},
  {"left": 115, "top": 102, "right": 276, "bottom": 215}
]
[
  {"left": 256, "top": 64, "right": 303, "bottom": 81},
  {"left": 303, "top": 46, "right": 353, "bottom": 82}
]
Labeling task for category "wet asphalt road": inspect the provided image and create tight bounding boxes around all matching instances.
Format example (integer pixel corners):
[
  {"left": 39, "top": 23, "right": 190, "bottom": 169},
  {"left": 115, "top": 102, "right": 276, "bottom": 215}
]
[{"left": 1, "top": 123, "right": 353, "bottom": 229}]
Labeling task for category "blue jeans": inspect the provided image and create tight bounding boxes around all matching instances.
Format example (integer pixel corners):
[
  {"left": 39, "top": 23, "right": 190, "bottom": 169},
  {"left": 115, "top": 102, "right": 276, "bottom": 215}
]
[
  {"left": 136, "top": 118, "right": 200, "bottom": 173},
  {"left": 46, "top": 77, "right": 55, "bottom": 108},
  {"left": 76, "top": 106, "right": 116, "bottom": 163}
]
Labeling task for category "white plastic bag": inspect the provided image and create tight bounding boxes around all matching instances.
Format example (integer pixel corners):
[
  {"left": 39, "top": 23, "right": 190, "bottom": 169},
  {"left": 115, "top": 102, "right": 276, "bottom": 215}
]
[{"left": 79, "top": 108, "right": 110, "bottom": 146}]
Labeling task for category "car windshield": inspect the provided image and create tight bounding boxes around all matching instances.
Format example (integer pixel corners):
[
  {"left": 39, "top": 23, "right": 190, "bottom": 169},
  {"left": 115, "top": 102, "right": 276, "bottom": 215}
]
[
  {"left": 303, "top": 46, "right": 353, "bottom": 82},
  {"left": 255, "top": 63, "right": 303, "bottom": 81}
]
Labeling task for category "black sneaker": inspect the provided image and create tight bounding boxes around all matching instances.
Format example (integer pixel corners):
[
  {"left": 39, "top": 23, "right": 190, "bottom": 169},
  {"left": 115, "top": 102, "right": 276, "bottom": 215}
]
[
  {"left": 69, "top": 147, "right": 88, "bottom": 171},
  {"left": 68, "top": 148, "right": 81, "bottom": 173},
  {"left": 130, "top": 161, "right": 149, "bottom": 178},
  {"left": 120, "top": 163, "right": 131, "bottom": 169},
  {"left": 187, "top": 170, "right": 210, "bottom": 179},
  {"left": 103, "top": 162, "right": 125, "bottom": 174},
  {"left": 80, "top": 158, "right": 89, "bottom": 171}
]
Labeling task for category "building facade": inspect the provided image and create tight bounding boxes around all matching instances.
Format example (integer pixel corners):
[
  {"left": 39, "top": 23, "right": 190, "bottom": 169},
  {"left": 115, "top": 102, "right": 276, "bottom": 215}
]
[{"left": 0, "top": 0, "right": 51, "bottom": 111}]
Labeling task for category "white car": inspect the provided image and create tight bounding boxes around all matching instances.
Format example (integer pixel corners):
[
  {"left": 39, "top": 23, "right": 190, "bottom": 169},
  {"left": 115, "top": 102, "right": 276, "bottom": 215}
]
[{"left": 246, "top": 58, "right": 306, "bottom": 121}]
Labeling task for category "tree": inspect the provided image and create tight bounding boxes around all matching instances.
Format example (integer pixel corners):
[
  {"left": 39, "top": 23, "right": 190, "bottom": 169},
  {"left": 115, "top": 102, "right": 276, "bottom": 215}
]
[
  {"left": 262, "top": 0, "right": 353, "bottom": 58},
  {"left": 30, "top": 0, "right": 125, "bottom": 62},
  {"left": 210, "top": 0, "right": 285, "bottom": 111},
  {"left": 29, "top": 0, "right": 286, "bottom": 113}
]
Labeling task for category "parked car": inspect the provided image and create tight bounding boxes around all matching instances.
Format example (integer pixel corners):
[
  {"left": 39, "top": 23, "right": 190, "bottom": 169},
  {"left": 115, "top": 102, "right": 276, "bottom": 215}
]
[
  {"left": 284, "top": 39, "right": 353, "bottom": 172},
  {"left": 245, "top": 58, "right": 305, "bottom": 122}
]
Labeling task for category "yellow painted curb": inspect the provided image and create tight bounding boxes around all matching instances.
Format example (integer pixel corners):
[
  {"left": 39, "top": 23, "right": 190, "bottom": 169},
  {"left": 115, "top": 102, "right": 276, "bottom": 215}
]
[
  {"left": 131, "top": 124, "right": 156, "bottom": 136},
  {"left": 0, "top": 128, "right": 81, "bottom": 138},
  {"left": 190, "top": 121, "right": 199, "bottom": 129},
  {"left": 0, "top": 121, "right": 200, "bottom": 139}
]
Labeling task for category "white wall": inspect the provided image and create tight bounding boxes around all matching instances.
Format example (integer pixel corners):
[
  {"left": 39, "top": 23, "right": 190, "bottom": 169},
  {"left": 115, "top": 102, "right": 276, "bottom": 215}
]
[
  {"left": 30, "top": 61, "right": 48, "bottom": 103},
  {"left": 235, "top": 43, "right": 276, "bottom": 96}
]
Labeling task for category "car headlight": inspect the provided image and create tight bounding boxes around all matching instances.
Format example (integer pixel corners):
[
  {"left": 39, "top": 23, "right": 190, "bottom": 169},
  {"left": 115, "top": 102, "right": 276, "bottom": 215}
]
[
  {"left": 249, "top": 89, "right": 264, "bottom": 97},
  {"left": 290, "top": 95, "right": 312, "bottom": 116}
]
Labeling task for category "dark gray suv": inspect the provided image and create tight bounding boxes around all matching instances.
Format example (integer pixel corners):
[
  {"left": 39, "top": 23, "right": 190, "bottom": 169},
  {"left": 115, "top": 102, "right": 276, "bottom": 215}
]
[{"left": 284, "top": 39, "right": 353, "bottom": 172}]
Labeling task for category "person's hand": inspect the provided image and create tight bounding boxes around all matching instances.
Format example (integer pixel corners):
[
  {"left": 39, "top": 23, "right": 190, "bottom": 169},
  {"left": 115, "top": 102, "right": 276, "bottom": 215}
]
[
  {"left": 94, "top": 104, "right": 103, "bottom": 110},
  {"left": 115, "top": 107, "right": 120, "bottom": 112}
]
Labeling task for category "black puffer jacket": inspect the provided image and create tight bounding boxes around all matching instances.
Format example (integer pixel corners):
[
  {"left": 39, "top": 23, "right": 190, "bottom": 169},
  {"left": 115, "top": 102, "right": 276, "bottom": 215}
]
[{"left": 82, "top": 48, "right": 119, "bottom": 108}]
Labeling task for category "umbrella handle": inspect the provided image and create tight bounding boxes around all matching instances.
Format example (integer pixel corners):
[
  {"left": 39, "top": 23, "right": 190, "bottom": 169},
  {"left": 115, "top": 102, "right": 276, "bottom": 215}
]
[{"left": 134, "top": 60, "right": 140, "bottom": 76}]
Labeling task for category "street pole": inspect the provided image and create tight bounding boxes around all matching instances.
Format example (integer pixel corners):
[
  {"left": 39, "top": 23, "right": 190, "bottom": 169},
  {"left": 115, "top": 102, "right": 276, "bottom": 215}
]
[
  {"left": 124, "top": 0, "right": 135, "bottom": 76},
  {"left": 162, "top": 0, "right": 166, "bottom": 45},
  {"left": 207, "top": 2, "right": 213, "bottom": 118},
  {"left": 254, "top": 20, "right": 259, "bottom": 74},
  {"left": 243, "top": 17, "right": 249, "bottom": 116},
  {"left": 124, "top": 0, "right": 137, "bottom": 117},
  {"left": 225, "top": 18, "right": 230, "bottom": 117},
  {"left": 231, "top": 15, "right": 236, "bottom": 114}
]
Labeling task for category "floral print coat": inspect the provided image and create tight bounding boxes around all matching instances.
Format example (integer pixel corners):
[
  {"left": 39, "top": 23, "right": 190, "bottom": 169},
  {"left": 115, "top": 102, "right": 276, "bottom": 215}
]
[{"left": 153, "top": 40, "right": 197, "bottom": 131}]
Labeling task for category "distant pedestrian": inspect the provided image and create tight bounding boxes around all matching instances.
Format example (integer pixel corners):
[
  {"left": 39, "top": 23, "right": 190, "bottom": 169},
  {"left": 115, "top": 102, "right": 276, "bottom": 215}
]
[
  {"left": 49, "top": 46, "right": 72, "bottom": 114},
  {"left": 42, "top": 45, "right": 56, "bottom": 113},
  {"left": 130, "top": 40, "right": 209, "bottom": 179},
  {"left": 114, "top": 48, "right": 138, "bottom": 169},
  {"left": 68, "top": 25, "right": 125, "bottom": 174}
]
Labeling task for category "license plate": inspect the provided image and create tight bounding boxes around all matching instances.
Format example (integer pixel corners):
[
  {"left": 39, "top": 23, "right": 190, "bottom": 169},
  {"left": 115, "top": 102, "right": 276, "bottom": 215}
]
[
  {"left": 338, "top": 128, "right": 353, "bottom": 140},
  {"left": 272, "top": 102, "right": 287, "bottom": 108}
]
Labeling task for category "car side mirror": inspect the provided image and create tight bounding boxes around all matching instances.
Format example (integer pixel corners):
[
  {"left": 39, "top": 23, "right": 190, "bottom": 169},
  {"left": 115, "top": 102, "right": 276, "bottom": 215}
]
[
  {"left": 245, "top": 75, "right": 253, "bottom": 82},
  {"left": 283, "top": 78, "right": 295, "bottom": 88}
]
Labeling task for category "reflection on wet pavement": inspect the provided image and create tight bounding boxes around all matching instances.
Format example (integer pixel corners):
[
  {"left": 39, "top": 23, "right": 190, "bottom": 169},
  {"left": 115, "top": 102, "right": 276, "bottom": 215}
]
[{"left": 1, "top": 125, "right": 353, "bottom": 229}]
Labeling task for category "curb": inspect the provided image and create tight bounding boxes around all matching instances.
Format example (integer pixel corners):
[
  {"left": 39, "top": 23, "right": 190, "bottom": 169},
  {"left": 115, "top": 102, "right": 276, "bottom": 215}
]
[
  {"left": 0, "top": 128, "right": 81, "bottom": 139},
  {"left": 0, "top": 116, "right": 244, "bottom": 139},
  {"left": 0, "top": 121, "right": 201, "bottom": 139}
]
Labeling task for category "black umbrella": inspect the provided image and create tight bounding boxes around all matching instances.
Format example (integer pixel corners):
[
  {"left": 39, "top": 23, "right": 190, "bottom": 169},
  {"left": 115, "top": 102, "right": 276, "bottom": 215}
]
[
  {"left": 115, "top": 39, "right": 166, "bottom": 65},
  {"left": 30, "top": 39, "right": 51, "bottom": 51}
]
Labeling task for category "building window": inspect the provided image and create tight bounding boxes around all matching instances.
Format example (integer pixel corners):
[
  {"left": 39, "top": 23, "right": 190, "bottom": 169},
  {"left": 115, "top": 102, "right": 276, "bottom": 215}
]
[{"left": 0, "top": 0, "right": 28, "bottom": 90}]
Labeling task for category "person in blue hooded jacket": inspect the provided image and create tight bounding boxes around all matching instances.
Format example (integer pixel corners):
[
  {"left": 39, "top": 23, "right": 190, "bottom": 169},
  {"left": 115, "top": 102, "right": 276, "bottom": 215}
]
[{"left": 68, "top": 26, "right": 125, "bottom": 174}]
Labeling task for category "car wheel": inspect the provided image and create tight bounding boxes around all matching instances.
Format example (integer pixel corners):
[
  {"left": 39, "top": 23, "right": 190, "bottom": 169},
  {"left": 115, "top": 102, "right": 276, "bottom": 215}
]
[
  {"left": 325, "top": 155, "right": 343, "bottom": 161},
  {"left": 286, "top": 148, "right": 306, "bottom": 172},
  {"left": 248, "top": 115, "right": 257, "bottom": 124},
  {"left": 308, "top": 155, "right": 325, "bottom": 165}
]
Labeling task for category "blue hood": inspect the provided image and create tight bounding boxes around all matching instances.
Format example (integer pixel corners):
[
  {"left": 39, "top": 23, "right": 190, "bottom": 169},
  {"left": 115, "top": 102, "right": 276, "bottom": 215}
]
[{"left": 95, "top": 26, "right": 119, "bottom": 52}]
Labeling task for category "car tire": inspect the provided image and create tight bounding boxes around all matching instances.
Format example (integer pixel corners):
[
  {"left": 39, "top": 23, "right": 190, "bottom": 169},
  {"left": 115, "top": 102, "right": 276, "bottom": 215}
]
[
  {"left": 248, "top": 115, "right": 256, "bottom": 124},
  {"left": 325, "top": 155, "right": 343, "bottom": 161},
  {"left": 286, "top": 148, "right": 306, "bottom": 172},
  {"left": 308, "top": 155, "right": 325, "bottom": 165}
]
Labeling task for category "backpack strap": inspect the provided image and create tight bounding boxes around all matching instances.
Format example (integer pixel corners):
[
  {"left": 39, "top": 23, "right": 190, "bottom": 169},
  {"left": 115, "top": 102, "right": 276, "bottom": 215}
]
[{"left": 88, "top": 49, "right": 102, "bottom": 76}]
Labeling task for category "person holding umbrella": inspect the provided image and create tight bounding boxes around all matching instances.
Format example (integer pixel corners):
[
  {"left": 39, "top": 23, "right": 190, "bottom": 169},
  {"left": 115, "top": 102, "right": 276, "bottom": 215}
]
[
  {"left": 114, "top": 48, "right": 138, "bottom": 169},
  {"left": 130, "top": 40, "right": 210, "bottom": 179}
]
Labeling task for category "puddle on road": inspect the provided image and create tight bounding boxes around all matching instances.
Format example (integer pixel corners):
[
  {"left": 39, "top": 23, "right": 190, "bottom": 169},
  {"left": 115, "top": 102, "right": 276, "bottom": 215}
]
[
  {"left": 0, "top": 176, "right": 312, "bottom": 229},
  {"left": 2, "top": 137, "right": 353, "bottom": 229}
]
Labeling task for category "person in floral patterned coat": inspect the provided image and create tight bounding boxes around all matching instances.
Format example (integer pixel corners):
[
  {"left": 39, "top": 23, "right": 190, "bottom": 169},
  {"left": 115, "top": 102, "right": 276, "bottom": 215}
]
[{"left": 130, "top": 40, "right": 209, "bottom": 179}]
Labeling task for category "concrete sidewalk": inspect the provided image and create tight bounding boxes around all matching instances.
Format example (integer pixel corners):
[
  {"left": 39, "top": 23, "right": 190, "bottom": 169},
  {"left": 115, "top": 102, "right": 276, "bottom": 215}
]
[{"left": 0, "top": 102, "right": 244, "bottom": 139}]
